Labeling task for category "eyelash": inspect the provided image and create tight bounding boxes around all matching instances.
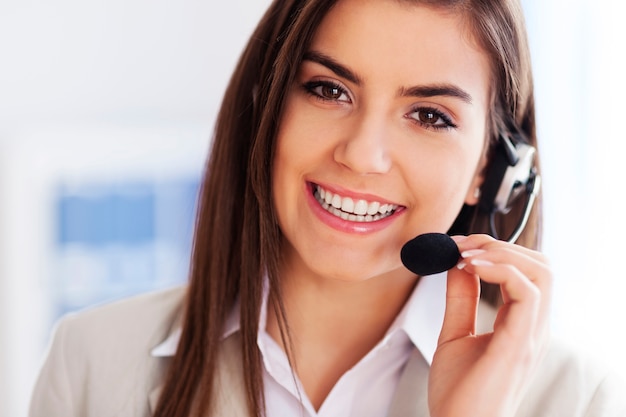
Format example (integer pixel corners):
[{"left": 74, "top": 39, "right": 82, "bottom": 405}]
[
  {"left": 301, "top": 80, "right": 457, "bottom": 131},
  {"left": 408, "top": 106, "right": 458, "bottom": 131},
  {"left": 302, "top": 80, "right": 351, "bottom": 103}
]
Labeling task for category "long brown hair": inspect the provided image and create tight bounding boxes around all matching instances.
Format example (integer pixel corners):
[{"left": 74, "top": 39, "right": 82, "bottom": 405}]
[{"left": 153, "top": 0, "right": 540, "bottom": 416}]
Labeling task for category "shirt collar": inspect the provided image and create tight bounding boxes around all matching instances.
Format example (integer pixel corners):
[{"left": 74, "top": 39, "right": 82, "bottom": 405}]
[
  {"left": 151, "top": 272, "right": 447, "bottom": 364},
  {"left": 387, "top": 272, "right": 447, "bottom": 364}
]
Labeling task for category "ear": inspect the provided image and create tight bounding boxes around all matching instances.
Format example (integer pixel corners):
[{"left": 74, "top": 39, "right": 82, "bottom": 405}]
[
  {"left": 464, "top": 155, "right": 488, "bottom": 206},
  {"left": 464, "top": 175, "right": 484, "bottom": 205}
]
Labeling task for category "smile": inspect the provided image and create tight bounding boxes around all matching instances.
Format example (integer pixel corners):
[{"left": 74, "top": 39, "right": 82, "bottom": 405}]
[{"left": 313, "top": 184, "right": 399, "bottom": 222}]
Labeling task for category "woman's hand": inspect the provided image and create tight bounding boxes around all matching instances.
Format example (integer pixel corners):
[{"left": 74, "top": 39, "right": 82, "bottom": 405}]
[{"left": 428, "top": 234, "right": 552, "bottom": 417}]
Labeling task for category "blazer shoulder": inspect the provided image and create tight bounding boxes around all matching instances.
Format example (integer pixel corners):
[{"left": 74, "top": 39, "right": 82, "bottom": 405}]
[
  {"left": 472, "top": 303, "right": 625, "bottom": 416},
  {"left": 518, "top": 338, "right": 626, "bottom": 417},
  {"left": 57, "top": 285, "right": 186, "bottom": 352},
  {"left": 63, "top": 285, "right": 185, "bottom": 329},
  {"left": 30, "top": 286, "right": 188, "bottom": 417}
]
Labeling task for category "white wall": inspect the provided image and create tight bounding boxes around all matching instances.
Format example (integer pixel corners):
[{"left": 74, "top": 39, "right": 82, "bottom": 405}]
[
  {"left": 0, "top": 1, "right": 272, "bottom": 416},
  {"left": 0, "top": 0, "right": 272, "bottom": 128},
  {"left": 525, "top": 0, "right": 626, "bottom": 378}
]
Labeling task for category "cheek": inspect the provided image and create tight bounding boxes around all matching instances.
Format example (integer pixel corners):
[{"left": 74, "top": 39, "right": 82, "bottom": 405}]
[
  {"left": 399, "top": 138, "right": 485, "bottom": 224},
  {"left": 273, "top": 98, "right": 298, "bottom": 182},
  {"left": 274, "top": 99, "right": 312, "bottom": 174},
  {"left": 271, "top": 149, "right": 295, "bottom": 241},
  {"left": 272, "top": 109, "right": 311, "bottom": 225},
  {"left": 272, "top": 135, "right": 294, "bottom": 215},
  {"left": 404, "top": 142, "right": 480, "bottom": 189},
  {"left": 413, "top": 159, "right": 471, "bottom": 204},
  {"left": 272, "top": 95, "right": 338, "bottom": 188}
]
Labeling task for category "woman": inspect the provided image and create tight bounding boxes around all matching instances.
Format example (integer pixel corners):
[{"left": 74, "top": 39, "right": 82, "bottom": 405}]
[{"left": 29, "top": 0, "right": 624, "bottom": 416}]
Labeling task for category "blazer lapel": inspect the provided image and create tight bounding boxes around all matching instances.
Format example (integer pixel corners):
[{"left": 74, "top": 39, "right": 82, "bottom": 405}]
[
  {"left": 148, "top": 385, "right": 163, "bottom": 415},
  {"left": 148, "top": 332, "right": 250, "bottom": 417},
  {"left": 147, "top": 355, "right": 173, "bottom": 415},
  {"left": 387, "top": 349, "right": 431, "bottom": 417},
  {"left": 212, "top": 332, "right": 250, "bottom": 416}
]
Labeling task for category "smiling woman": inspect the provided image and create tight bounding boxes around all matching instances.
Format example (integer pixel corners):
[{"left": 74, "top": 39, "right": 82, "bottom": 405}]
[
  {"left": 272, "top": 1, "right": 489, "bottom": 293},
  {"left": 27, "top": 1, "right": 626, "bottom": 417}
]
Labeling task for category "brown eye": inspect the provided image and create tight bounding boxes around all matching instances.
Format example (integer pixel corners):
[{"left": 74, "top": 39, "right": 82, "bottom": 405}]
[
  {"left": 407, "top": 106, "right": 456, "bottom": 131},
  {"left": 419, "top": 110, "right": 439, "bottom": 124},
  {"left": 303, "top": 80, "right": 351, "bottom": 103},
  {"left": 322, "top": 85, "right": 343, "bottom": 100}
]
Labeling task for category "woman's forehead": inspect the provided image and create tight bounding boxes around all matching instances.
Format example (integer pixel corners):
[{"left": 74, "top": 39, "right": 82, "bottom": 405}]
[{"left": 306, "top": 0, "right": 491, "bottom": 108}]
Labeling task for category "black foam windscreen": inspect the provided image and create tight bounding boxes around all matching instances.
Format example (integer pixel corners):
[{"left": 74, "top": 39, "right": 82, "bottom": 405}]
[{"left": 400, "top": 233, "right": 461, "bottom": 276}]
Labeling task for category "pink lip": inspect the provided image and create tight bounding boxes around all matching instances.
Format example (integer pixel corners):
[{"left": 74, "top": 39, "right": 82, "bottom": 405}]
[{"left": 305, "top": 182, "right": 405, "bottom": 234}]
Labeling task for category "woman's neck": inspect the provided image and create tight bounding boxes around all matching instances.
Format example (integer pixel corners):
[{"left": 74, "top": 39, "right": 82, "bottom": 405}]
[{"left": 265, "top": 259, "right": 418, "bottom": 410}]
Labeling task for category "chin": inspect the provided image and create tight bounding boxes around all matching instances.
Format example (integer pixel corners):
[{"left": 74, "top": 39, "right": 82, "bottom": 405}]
[{"left": 311, "top": 259, "right": 409, "bottom": 284}]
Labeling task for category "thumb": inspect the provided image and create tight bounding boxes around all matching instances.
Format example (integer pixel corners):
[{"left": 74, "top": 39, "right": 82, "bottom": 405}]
[{"left": 438, "top": 266, "right": 481, "bottom": 346}]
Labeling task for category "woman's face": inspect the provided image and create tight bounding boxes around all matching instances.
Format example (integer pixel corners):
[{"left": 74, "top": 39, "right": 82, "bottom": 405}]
[{"left": 272, "top": 0, "right": 491, "bottom": 283}]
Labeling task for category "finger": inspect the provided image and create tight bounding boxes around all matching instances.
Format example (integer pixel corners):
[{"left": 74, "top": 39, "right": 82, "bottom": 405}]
[
  {"left": 438, "top": 266, "right": 481, "bottom": 346},
  {"left": 463, "top": 261, "right": 541, "bottom": 339},
  {"left": 455, "top": 234, "right": 548, "bottom": 265},
  {"left": 453, "top": 234, "right": 552, "bottom": 336},
  {"left": 460, "top": 246, "right": 551, "bottom": 293},
  {"left": 454, "top": 235, "right": 552, "bottom": 306},
  {"left": 459, "top": 245, "right": 552, "bottom": 327}
]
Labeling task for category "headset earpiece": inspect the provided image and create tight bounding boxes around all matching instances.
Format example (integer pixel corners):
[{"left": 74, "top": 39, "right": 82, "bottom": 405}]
[
  {"left": 479, "top": 131, "right": 536, "bottom": 214},
  {"left": 478, "top": 130, "right": 540, "bottom": 242}
]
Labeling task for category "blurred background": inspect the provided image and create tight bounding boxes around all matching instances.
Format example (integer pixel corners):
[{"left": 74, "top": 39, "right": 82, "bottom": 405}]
[{"left": 0, "top": 0, "right": 624, "bottom": 415}]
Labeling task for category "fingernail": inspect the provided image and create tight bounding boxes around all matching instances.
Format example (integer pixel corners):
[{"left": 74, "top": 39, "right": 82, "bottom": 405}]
[
  {"left": 461, "top": 249, "right": 486, "bottom": 258},
  {"left": 470, "top": 259, "right": 494, "bottom": 267},
  {"left": 451, "top": 235, "right": 468, "bottom": 243},
  {"left": 456, "top": 261, "right": 467, "bottom": 270}
]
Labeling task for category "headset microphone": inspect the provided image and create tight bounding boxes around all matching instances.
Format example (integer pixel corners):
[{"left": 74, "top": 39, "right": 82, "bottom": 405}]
[{"left": 400, "top": 233, "right": 460, "bottom": 276}]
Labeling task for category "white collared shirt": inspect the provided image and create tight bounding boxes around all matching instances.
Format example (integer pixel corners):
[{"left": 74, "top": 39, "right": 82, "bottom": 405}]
[{"left": 152, "top": 272, "right": 447, "bottom": 417}]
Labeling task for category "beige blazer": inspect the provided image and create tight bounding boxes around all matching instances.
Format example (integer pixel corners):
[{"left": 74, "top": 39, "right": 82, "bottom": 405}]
[{"left": 29, "top": 286, "right": 626, "bottom": 417}]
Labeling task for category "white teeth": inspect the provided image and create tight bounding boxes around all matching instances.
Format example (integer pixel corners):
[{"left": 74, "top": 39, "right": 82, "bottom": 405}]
[
  {"left": 354, "top": 199, "right": 368, "bottom": 215},
  {"left": 341, "top": 197, "right": 354, "bottom": 213},
  {"left": 367, "top": 201, "right": 380, "bottom": 215},
  {"left": 313, "top": 185, "right": 398, "bottom": 222}
]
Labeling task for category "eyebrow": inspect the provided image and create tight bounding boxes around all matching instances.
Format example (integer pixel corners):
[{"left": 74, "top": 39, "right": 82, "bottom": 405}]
[
  {"left": 401, "top": 84, "right": 473, "bottom": 104},
  {"left": 302, "top": 51, "right": 363, "bottom": 85},
  {"left": 302, "top": 50, "right": 473, "bottom": 104}
]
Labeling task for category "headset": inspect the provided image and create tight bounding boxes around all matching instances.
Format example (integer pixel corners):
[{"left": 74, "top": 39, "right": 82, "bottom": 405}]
[{"left": 478, "top": 129, "right": 541, "bottom": 243}]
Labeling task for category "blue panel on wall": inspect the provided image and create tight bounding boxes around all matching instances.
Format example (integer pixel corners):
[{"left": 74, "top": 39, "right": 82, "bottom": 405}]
[
  {"left": 57, "top": 183, "right": 157, "bottom": 246},
  {"left": 53, "top": 178, "right": 200, "bottom": 317},
  {"left": 112, "top": 185, "right": 156, "bottom": 245}
]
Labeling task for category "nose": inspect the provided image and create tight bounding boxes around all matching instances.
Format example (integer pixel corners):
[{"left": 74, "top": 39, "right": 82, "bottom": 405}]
[{"left": 333, "top": 112, "right": 392, "bottom": 175}]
